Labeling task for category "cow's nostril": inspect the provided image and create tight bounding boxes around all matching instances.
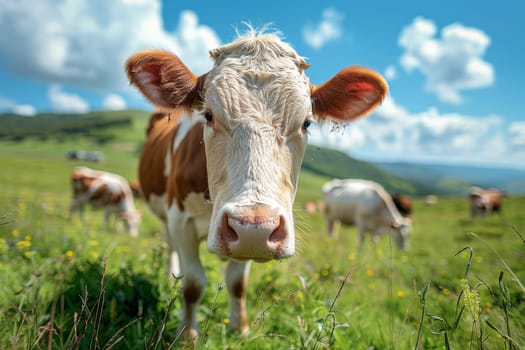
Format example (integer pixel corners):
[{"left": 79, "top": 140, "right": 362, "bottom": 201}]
[
  {"left": 221, "top": 213, "right": 239, "bottom": 243},
  {"left": 268, "top": 216, "right": 286, "bottom": 243}
]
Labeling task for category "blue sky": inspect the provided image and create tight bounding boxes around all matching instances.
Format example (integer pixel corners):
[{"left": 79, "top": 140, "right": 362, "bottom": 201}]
[{"left": 1, "top": 0, "right": 524, "bottom": 169}]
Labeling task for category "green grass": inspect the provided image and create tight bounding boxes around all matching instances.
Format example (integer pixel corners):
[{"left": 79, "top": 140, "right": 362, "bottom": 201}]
[{"left": 0, "top": 118, "right": 524, "bottom": 349}]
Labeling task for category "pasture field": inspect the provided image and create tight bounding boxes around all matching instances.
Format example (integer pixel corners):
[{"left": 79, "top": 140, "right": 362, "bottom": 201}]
[{"left": 0, "top": 130, "right": 524, "bottom": 349}]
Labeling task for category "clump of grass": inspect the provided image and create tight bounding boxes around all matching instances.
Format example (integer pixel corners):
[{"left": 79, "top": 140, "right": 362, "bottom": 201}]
[{"left": 416, "top": 230, "right": 525, "bottom": 350}]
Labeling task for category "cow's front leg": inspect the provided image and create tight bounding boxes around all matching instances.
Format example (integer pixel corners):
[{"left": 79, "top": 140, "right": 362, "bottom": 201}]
[
  {"left": 226, "top": 260, "right": 251, "bottom": 333},
  {"left": 326, "top": 215, "right": 335, "bottom": 238},
  {"left": 69, "top": 200, "right": 84, "bottom": 222},
  {"left": 103, "top": 208, "right": 112, "bottom": 229},
  {"left": 357, "top": 222, "right": 366, "bottom": 248},
  {"left": 163, "top": 224, "right": 181, "bottom": 278},
  {"left": 170, "top": 212, "right": 206, "bottom": 341}
]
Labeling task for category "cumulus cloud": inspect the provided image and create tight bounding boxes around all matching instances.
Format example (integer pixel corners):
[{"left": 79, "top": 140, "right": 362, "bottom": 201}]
[
  {"left": 0, "top": 1, "right": 220, "bottom": 91},
  {"left": 398, "top": 17, "right": 494, "bottom": 104},
  {"left": 509, "top": 122, "right": 525, "bottom": 154},
  {"left": 48, "top": 85, "right": 89, "bottom": 113},
  {"left": 309, "top": 96, "right": 511, "bottom": 166},
  {"left": 303, "top": 8, "right": 344, "bottom": 49},
  {"left": 0, "top": 96, "right": 36, "bottom": 116},
  {"left": 103, "top": 94, "right": 126, "bottom": 110},
  {"left": 384, "top": 65, "right": 397, "bottom": 81}
]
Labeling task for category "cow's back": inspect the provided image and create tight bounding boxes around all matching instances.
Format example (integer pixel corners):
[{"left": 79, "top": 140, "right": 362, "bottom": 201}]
[{"left": 323, "top": 179, "right": 385, "bottom": 225}]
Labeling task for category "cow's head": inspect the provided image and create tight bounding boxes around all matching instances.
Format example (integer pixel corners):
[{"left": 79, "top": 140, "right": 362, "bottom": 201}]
[
  {"left": 126, "top": 31, "right": 387, "bottom": 262},
  {"left": 390, "top": 218, "right": 412, "bottom": 250}
]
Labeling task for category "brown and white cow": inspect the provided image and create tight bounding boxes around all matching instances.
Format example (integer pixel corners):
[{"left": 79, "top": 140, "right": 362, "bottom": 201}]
[
  {"left": 323, "top": 179, "right": 411, "bottom": 250},
  {"left": 69, "top": 166, "right": 141, "bottom": 236},
  {"left": 469, "top": 186, "right": 503, "bottom": 217},
  {"left": 126, "top": 29, "right": 387, "bottom": 338}
]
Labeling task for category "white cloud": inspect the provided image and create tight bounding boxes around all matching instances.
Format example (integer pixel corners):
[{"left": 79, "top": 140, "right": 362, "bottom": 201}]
[
  {"left": 302, "top": 8, "right": 344, "bottom": 49},
  {"left": 13, "top": 104, "right": 37, "bottom": 116},
  {"left": 0, "top": 96, "right": 36, "bottom": 116},
  {"left": 0, "top": 1, "right": 220, "bottom": 92},
  {"left": 398, "top": 17, "right": 494, "bottom": 104},
  {"left": 103, "top": 93, "right": 126, "bottom": 110},
  {"left": 509, "top": 122, "right": 525, "bottom": 148},
  {"left": 48, "top": 85, "right": 89, "bottom": 113},
  {"left": 384, "top": 65, "right": 397, "bottom": 80},
  {"left": 309, "top": 96, "right": 515, "bottom": 167}
]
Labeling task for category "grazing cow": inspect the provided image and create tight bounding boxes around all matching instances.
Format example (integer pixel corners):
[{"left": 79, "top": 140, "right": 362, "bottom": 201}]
[
  {"left": 126, "top": 29, "right": 387, "bottom": 339},
  {"left": 469, "top": 187, "right": 503, "bottom": 217},
  {"left": 129, "top": 180, "right": 142, "bottom": 198},
  {"left": 323, "top": 179, "right": 411, "bottom": 250},
  {"left": 69, "top": 166, "right": 141, "bottom": 237},
  {"left": 392, "top": 194, "right": 412, "bottom": 218}
]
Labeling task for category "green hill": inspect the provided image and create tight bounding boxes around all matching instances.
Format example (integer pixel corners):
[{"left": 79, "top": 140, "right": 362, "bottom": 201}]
[
  {"left": 303, "top": 145, "right": 434, "bottom": 196},
  {"left": 1, "top": 109, "right": 426, "bottom": 196}
]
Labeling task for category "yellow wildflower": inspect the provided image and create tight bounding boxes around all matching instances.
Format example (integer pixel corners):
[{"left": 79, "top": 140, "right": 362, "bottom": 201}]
[
  {"left": 16, "top": 240, "right": 31, "bottom": 250},
  {"left": 66, "top": 250, "right": 74, "bottom": 259},
  {"left": 11, "top": 229, "right": 20, "bottom": 238},
  {"left": 90, "top": 251, "right": 99, "bottom": 259},
  {"left": 397, "top": 290, "right": 405, "bottom": 298},
  {"left": 366, "top": 269, "right": 374, "bottom": 277},
  {"left": 0, "top": 239, "right": 7, "bottom": 253},
  {"left": 24, "top": 235, "right": 31, "bottom": 241},
  {"left": 223, "top": 318, "right": 230, "bottom": 325},
  {"left": 442, "top": 288, "right": 450, "bottom": 296}
]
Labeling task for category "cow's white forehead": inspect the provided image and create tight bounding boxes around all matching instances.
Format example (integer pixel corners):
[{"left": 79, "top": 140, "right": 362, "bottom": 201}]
[{"left": 204, "top": 32, "right": 311, "bottom": 130}]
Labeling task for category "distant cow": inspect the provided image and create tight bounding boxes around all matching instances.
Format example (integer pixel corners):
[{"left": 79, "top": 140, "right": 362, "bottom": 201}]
[
  {"left": 66, "top": 150, "right": 104, "bottom": 162},
  {"left": 323, "top": 179, "right": 411, "bottom": 250},
  {"left": 392, "top": 194, "right": 412, "bottom": 218},
  {"left": 126, "top": 29, "right": 387, "bottom": 338},
  {"left": 69, "top": 167, "right": 141, "bottom": 236},
  {"left": 469, "top": 187, "right": 503, "bottom": 218}
]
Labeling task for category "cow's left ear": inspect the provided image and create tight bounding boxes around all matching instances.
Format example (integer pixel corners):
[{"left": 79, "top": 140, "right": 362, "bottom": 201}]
[
  {"left": 125, "top": 50, "right": 207, "bottom": 110},
  {"left": 311, "top": 67, "right": 387, "bottom": 122}
]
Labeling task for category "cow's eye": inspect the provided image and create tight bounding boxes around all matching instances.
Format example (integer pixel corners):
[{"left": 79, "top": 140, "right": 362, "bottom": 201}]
[
  {"left": 203, "top": 111, "right": 213, "bottom": 122},
  {"left": 303, "top": 118, "right": 312, "bottom": 130}
]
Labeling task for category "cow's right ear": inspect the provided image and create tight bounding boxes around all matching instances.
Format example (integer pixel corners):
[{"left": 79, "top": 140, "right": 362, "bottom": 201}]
[
  {"left": 125, "top": 50, "right": 206, "bottom": 110},
  {"left": 311, "top": 67, "right": 387, "bottom": 123}
]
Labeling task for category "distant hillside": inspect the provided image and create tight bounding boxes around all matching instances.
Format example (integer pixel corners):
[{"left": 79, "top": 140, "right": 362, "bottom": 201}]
[
  {"left": 374, "top": 161, "right": 525, "bottom": 195},
  {"left": 0, "top": 110, "right": 148, "bottom": 142},
  {"left": 303, "top": 145, "right": 434, "bottom": 196},
  {"left": 2, "top": 109, "right": 456, "bottom": 196}
]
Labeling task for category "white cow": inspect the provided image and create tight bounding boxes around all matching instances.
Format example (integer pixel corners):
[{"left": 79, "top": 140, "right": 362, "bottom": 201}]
[
  {"left": 126, "top": 28, "right": 387, "bottom": 339},
  {"left": 69, "top": 166, "right": 141, "bottom": 237},
  {"left": 323, "top": 179, "right": 411, "bottom": 250}
]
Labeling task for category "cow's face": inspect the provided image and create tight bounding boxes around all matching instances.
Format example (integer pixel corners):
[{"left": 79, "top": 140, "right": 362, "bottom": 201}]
[{"left": 126, "top": 32, "right": 387, "bottom": 262}]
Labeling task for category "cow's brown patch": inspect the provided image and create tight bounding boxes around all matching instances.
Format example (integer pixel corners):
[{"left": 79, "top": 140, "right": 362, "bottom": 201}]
[
  {"left": 167, "top": 122, "right": 209, "bottom": 210},
  {"left": 138, "top": 110, "right": 182, "bottom": 200},
  {"left": 183, "top": 280, "right": 202, "bottom": 305}
]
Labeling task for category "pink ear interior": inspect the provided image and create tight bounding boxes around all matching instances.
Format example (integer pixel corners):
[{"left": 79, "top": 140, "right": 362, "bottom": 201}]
[{"left": 126, "top": 50, "right": 200, "bottom": 110}]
